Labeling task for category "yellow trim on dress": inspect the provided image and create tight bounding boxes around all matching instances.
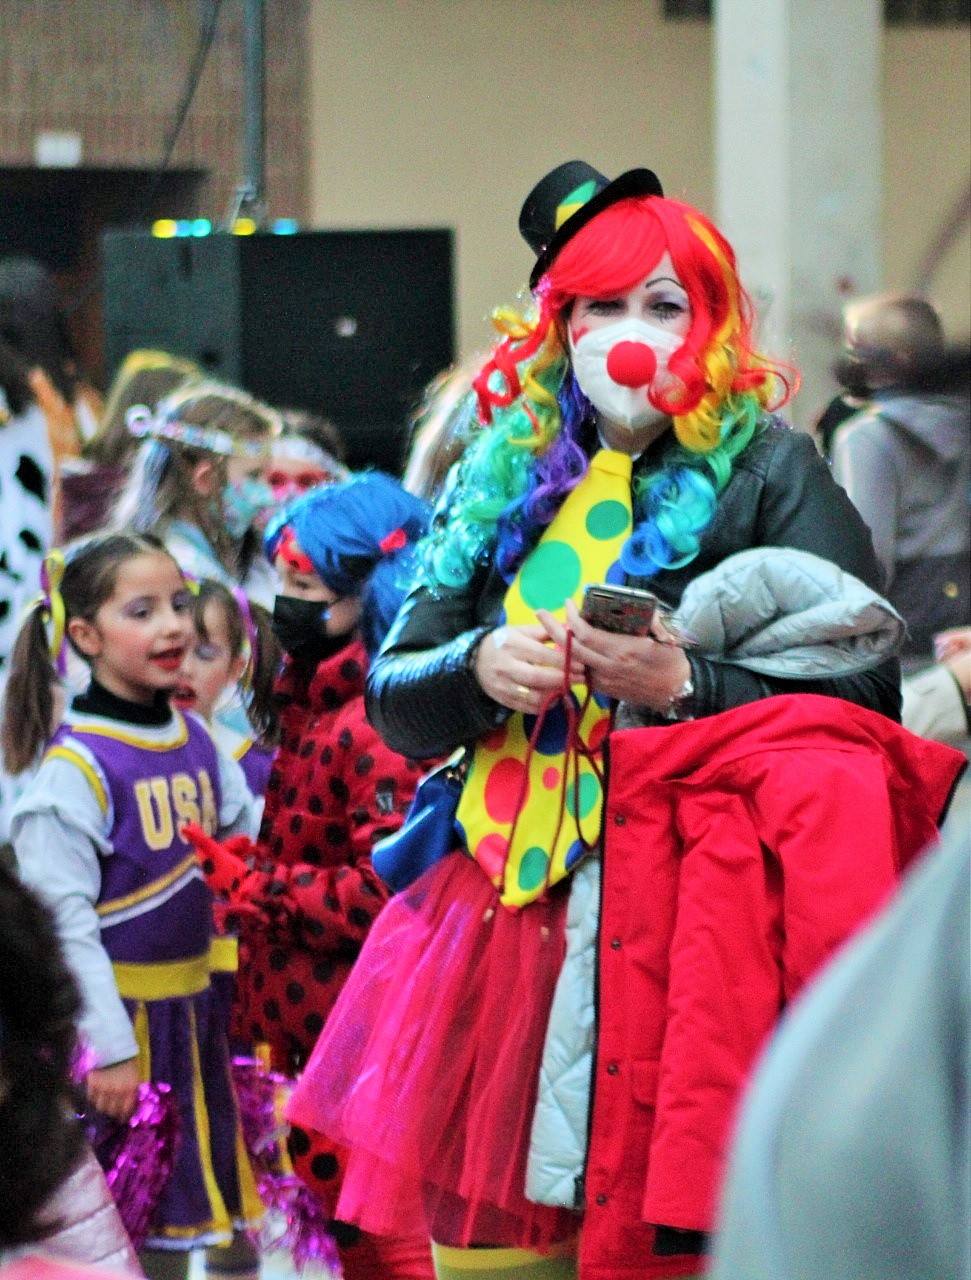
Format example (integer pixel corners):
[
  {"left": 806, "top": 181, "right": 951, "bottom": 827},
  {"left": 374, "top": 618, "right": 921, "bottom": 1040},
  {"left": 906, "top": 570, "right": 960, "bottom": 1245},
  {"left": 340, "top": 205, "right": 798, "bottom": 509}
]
[
  {"left": 44, "top": 745, "right": 108, "bottom": 815},
  {"left": 233, "top": 1122, "right": 266, "bottom": 1226},
  {"left": 113, "top": 952, "right": 211, "bottom": 1001},
  {"left": 209, "top": 935, "right": 239, "bottom": 973},
  {"left": 232, "top": 737, "right": 254, "bottom": 762},
  {"left": 188, "top": 1003, "right": 233, "bottom": 1237},
  {"left": 97, "top": 852, "right": 198, "bottom": 917},
  {"left": 133, "top": 1001, "right": 151, "bottom": 1083},
  {"left": 67, "top": 710, "right": 189, "bottom": 751}
]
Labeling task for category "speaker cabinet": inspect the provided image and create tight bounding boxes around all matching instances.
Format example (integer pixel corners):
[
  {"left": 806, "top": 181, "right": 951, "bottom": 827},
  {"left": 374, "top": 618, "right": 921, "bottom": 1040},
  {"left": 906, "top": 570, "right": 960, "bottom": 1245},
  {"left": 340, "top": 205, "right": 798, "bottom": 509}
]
[{"left": 102, "top": 228, "right": 455, "bottom": 472}]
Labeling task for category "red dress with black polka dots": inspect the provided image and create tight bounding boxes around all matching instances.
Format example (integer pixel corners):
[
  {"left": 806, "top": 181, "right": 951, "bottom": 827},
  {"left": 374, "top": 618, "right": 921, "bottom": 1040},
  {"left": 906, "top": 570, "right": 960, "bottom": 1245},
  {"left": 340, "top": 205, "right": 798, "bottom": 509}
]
[
  {"left": 231, "top": 638, "right": 425, "bottom": 1073},
  {"left": 215, "top": 641, "right": 436, "bottom": 1275}
]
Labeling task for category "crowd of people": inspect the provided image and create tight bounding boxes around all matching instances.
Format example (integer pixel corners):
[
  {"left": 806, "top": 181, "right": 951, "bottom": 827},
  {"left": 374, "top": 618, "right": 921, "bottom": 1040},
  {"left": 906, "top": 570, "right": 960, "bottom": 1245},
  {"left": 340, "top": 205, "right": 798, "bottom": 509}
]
[{"left": 0, "top": 159, "right": 967, "bottom": 1280}]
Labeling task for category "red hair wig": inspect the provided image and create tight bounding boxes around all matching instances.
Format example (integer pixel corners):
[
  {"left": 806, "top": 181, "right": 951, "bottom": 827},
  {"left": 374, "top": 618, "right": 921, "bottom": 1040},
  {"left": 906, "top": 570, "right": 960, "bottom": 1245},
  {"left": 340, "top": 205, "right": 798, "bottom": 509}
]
[{"left": 475, "top": 195, "right": 793, "bottom": 448}]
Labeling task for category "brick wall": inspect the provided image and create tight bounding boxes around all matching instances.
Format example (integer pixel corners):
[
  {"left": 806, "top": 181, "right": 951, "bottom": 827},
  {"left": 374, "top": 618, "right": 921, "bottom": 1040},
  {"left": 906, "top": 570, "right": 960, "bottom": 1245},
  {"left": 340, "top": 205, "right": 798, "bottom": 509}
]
[{"left": 0, "top": 0, "right": 309, "bottom": 220}]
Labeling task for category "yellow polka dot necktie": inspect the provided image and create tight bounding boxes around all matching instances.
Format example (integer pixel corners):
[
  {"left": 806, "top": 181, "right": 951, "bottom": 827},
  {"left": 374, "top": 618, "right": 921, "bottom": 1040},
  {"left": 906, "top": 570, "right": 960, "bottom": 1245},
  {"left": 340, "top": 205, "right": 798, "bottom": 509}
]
[{"left": 457, "top": 449, "right": 633, "bottom": 908}]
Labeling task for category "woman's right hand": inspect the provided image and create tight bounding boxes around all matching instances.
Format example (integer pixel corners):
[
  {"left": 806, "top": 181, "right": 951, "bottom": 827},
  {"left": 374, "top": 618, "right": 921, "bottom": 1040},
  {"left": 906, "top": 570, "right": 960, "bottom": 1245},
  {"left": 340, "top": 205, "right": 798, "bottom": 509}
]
[
  {"left": 87, "top": 1058, "right": 141, "bottom": 1122},
  {"left": 474, "top": 624, "right": 584, "bottom": 714}
]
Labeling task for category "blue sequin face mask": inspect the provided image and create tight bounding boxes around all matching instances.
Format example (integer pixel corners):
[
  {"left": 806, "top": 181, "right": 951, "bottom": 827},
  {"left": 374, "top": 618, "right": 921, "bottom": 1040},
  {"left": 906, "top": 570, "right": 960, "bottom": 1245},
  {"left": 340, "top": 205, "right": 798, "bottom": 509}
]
[{"left": 221, "top": 476, "right": 275, "bottom": 539}]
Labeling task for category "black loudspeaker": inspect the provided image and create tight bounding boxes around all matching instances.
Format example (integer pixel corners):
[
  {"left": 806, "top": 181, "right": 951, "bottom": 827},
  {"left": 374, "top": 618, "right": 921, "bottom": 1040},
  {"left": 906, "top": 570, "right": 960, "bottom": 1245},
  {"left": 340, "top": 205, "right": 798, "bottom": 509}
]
[{"left": 102, "top": 229, "right": 455, "bottom": 472}]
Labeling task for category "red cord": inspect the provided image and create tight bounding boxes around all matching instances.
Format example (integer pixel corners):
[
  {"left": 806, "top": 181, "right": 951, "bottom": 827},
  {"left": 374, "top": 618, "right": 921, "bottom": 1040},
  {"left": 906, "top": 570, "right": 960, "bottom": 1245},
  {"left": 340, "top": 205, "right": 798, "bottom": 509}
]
[{"left": 500, "top": 629, "right": 607, "bottom": 904}]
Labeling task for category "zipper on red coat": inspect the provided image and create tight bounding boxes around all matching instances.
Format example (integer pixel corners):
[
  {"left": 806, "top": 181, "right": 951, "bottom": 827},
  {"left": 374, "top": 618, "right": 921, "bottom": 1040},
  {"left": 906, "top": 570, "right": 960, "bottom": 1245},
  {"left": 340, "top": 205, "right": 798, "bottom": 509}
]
[{"left": 575, "top": 733, "right": 610, "bottom": 1211}]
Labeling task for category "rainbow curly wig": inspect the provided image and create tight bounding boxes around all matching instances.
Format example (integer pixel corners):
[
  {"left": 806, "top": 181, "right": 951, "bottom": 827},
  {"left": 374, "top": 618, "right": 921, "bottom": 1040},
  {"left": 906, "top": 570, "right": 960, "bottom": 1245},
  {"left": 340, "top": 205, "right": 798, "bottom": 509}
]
[{"left": 421, "top": 195, "right": 795, "bottom": 589}]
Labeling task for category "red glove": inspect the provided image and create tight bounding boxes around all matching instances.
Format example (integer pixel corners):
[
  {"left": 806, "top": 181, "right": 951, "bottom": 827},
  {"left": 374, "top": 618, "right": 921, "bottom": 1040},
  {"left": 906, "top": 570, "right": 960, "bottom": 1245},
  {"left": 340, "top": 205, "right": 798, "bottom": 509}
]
[{"left": 183, "top": 823, "right": 252, "bottom": 898}]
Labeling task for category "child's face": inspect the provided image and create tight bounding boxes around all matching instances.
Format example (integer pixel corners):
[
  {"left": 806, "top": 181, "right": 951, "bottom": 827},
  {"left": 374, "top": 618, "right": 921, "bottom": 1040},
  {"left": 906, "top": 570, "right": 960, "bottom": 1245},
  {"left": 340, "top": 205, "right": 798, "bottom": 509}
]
[
  {"left": 263, "top": 457, "right": 330, "bottom": 511},
  {"left": 173, "top": 600, "right": 245, "bottom": 722},
  {"left": 70, "top": 553, "right": 193, "bottom": 705},
  {"left": 276, "top": 558, "right": 362, "bottom": 636},
  {"left": 221, "top": 456, "right": 275, "bottom": 541}
]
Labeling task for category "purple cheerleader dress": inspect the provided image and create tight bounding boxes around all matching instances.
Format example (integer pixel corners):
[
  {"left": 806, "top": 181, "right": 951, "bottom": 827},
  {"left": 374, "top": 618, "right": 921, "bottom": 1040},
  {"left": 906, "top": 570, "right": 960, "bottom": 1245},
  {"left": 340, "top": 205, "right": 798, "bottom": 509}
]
[{"left": 46, "top": 707, "right": 263, "bottom": 1248}]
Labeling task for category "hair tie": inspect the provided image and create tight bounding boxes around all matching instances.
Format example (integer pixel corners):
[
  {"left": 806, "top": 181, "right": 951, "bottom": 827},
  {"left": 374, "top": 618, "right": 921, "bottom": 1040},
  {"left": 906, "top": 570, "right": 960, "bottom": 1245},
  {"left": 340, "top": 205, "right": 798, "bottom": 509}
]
[
  {"left": 378, "top": 527, "right": 408, "bottom": 554},
  {"left": 276, "top": 528, "right": 315, "bottom": 576},
  {"left": 125, "top": 404, "right": 155, "bottom": 439},
  {"left": 231, "top": 587, "right": 259, "bottom": 688},
  {"left": 38, "top": 549, "right": 67, "bottom": 667}
]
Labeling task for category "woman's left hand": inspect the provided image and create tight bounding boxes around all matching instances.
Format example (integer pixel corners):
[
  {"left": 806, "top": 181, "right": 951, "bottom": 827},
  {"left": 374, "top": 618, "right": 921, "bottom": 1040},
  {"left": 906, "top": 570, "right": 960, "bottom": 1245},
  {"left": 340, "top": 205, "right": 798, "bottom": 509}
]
[{"left": 537, "top": 600, "right": 691, "bottom": 712}]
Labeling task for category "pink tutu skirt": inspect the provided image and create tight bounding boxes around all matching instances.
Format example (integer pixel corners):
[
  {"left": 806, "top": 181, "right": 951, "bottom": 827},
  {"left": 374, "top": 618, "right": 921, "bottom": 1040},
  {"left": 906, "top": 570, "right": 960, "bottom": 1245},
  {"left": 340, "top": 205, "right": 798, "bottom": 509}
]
[{"left": 288, "top": 851, "right": 579, "bottom": 1250}]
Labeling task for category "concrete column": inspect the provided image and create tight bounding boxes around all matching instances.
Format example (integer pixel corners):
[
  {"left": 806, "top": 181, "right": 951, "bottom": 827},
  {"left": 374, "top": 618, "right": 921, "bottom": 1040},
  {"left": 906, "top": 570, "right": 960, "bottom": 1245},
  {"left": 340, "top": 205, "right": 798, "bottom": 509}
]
[{"left": 713, "top": 0, "right": 883, "bottom": 431}]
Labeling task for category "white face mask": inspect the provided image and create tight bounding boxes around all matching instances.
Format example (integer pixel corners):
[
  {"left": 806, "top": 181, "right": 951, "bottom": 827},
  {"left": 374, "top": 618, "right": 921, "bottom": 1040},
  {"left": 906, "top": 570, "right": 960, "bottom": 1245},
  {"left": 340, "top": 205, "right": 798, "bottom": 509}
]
[{"left": 569, "top": 317, "right": 685, "bottom": 430}]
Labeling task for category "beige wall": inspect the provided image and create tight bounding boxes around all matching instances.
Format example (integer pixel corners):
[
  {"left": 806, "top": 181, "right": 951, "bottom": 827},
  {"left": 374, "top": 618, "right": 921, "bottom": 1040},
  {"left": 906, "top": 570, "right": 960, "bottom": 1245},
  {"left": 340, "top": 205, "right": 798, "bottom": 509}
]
[
  {"left": 307, "top": 1, "right": 970, "bottom": 356},
  {"left": 307, "top": 0, "right": 712, "bottom": 356},
  {"left": 884, "top": 27, "right": 971, "bottom": 339}
]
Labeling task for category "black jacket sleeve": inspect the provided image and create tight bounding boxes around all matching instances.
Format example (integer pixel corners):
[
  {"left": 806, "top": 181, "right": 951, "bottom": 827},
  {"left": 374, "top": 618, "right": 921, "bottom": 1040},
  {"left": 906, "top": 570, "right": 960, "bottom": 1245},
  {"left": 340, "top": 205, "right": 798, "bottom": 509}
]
[
  {"left": 687, "top": 430, "right": 902, "bottom": 721},
  {"left": 365, "top": 568, "right": 505, "bottom": 759}
]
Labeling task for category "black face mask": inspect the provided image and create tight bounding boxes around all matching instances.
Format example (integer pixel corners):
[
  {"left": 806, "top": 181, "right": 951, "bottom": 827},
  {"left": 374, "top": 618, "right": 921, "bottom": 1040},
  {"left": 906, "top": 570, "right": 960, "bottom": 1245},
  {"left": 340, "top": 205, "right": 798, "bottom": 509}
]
[{"left": 271, "top": 595, "right": 349, "bottom": 662}]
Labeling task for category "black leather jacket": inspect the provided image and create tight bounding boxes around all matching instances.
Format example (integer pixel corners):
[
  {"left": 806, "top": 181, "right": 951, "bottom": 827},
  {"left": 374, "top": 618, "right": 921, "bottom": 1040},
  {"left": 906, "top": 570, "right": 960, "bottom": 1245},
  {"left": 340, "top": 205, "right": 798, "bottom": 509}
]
[{"left": 367, "top": 422, "right": 902, "bottom": 759}]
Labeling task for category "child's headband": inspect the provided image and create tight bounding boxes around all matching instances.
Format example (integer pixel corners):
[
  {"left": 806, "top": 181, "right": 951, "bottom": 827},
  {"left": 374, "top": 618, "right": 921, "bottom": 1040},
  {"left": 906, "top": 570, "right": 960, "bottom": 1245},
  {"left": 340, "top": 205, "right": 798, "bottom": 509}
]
[
  {"left": 272, "top": 434, "right": 348, "bottom": 479},
  {"left": 126, "top": 405, "right": 270, "bottom": 460}
]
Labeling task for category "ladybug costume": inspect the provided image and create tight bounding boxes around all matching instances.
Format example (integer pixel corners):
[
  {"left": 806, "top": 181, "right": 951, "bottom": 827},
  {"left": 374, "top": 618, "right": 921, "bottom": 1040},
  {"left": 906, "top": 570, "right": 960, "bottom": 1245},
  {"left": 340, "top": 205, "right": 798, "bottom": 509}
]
[
  {"left": 190, "top": 471, "right": 437, "bottom": 1278},
  {"left": 234, "top": 638, "right": 422, "bottom": 1071}
]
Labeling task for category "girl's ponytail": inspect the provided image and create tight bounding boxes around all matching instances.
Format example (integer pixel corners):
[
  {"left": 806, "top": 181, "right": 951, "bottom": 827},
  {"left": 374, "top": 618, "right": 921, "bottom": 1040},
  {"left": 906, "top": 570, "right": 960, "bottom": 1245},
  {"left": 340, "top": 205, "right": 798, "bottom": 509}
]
[
  {"left": 244, "top": 600, "right": 281, "bottom": 747},
  {"left": 2, "top": 602, "right": 57, "bottom": 775}
]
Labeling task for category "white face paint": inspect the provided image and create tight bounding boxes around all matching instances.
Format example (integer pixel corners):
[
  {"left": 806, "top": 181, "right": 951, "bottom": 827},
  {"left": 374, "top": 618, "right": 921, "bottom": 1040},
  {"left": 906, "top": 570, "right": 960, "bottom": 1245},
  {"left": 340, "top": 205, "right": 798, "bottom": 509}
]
[{"left": 569, "top": 317, "right": 685, "bottom": 431}]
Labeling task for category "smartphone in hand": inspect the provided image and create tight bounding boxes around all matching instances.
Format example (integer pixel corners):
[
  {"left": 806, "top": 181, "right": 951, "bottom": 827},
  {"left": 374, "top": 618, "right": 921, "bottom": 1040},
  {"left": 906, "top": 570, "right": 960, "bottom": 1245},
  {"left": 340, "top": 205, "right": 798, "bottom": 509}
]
[{"left": 581, "top": 584, "right": 661, "bottom": 636}]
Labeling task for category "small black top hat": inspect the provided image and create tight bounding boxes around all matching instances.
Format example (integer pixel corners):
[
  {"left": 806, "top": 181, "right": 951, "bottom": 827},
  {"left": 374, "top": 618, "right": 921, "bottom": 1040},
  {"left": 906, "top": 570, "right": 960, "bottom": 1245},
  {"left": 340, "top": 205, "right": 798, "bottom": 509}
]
[{"left": 519, "top": 160, "right": 663, "bottom": 289}]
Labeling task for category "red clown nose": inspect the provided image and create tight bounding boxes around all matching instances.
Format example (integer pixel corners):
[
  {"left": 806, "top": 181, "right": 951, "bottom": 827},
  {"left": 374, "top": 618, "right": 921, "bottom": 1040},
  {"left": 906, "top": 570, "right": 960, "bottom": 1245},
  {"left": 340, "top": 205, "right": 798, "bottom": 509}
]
[{"left": 606, "top": 341, "right": 658, "bottom": 388}]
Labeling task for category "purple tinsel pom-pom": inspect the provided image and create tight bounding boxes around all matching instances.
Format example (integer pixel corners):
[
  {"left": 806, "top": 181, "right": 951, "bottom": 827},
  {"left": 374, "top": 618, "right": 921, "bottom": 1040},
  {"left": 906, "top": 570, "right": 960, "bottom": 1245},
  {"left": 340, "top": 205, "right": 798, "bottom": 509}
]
[
  {"left": 90, "top": 1082, "right": 181, "bottom": 1250},
  {"left": 232, "top": 1056, "right": 343, "bottom": 1276},
  {"left": 255, "top": 1174, "right": 342, "bottom": 1274}
]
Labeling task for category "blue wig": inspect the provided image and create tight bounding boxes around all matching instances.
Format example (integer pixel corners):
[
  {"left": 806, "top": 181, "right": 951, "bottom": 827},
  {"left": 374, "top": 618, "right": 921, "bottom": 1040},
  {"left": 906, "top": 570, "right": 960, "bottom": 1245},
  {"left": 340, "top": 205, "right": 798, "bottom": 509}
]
[{"left": 265, "top": 472, "right": 430, "bottom": 656}]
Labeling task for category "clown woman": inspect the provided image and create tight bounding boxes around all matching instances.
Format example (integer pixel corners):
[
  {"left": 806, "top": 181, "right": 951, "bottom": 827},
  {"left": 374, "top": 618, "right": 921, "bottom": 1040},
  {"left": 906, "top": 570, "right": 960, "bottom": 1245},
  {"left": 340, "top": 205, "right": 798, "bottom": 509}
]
[{"left": 288, "top": 162, "right": 901, "bottom": 1280}]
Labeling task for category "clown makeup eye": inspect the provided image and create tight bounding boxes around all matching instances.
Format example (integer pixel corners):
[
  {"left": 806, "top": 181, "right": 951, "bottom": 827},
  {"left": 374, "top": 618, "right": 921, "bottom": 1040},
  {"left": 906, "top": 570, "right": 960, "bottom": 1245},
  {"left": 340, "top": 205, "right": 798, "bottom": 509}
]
[
  {"left": 194, "top": 641, "right": 224, "bottom": 662},
  {"left": 648, "top": 296, "right": 689, "bottom": 323},
  {"left": 641, "top": 276, "right": 689, "bottom": 317}
]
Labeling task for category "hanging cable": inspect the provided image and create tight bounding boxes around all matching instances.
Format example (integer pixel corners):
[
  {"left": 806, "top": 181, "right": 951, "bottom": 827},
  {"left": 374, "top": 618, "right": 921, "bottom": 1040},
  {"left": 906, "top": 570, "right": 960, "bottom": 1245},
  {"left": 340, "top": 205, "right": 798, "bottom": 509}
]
[{"left": 66, "top": 0, "right": 227, "bottom": 315}]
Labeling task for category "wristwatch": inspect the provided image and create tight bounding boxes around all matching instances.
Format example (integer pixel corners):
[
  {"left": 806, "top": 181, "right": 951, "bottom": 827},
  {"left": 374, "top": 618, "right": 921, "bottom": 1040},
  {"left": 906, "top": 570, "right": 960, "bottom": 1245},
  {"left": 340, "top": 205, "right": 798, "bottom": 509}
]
[{"left": 662, "top": 670, "right": 696, "bottom": 721}]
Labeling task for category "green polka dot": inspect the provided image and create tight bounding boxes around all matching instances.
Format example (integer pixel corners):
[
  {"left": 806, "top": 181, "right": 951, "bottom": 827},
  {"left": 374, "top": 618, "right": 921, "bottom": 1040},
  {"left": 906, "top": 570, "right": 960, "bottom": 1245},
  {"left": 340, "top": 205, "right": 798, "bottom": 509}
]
[
  {"left": 585, "top": 499, "right": 630, "bottom": 541},
  {"left": 566, "top": 772, "right": 601, "bottom": 820},
  {"left": 519, "top": 541, "right": 582, "bottom": 611},
  {"left": 518, "top": 846, "right": 550, "bottom": 893}
]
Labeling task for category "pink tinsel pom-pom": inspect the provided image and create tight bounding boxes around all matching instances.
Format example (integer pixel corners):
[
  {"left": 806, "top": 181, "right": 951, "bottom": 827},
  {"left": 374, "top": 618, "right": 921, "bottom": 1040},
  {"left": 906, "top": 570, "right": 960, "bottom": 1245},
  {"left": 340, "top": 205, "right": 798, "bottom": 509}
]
[
  {"left": 231, "top": 1056, "right": 343, "bottom": 1276},
  {"left": 89, "top": 1082, "right": 181, "bottom": 1250},
  {"left": 256, "top": 1174, "right": 342, "bottom": 1274}
]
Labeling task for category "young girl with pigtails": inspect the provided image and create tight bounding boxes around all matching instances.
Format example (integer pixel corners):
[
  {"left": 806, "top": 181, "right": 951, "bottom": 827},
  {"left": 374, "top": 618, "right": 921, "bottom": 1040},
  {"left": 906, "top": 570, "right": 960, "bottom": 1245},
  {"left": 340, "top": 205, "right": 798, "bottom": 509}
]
[
  {"left": 280, "top": 164, "right": 952, "bottom": 1280},
  {"left": 2, "top": 533, "right": 263, "bottom": 1278}
]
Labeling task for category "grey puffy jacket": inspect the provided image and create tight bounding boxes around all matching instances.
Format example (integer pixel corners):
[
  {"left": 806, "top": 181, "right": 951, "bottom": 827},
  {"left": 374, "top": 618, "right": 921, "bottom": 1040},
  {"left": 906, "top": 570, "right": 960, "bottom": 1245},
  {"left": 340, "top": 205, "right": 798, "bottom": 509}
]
[{"left": 672, "top": 546, "right": 905, "bottom": 677}]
